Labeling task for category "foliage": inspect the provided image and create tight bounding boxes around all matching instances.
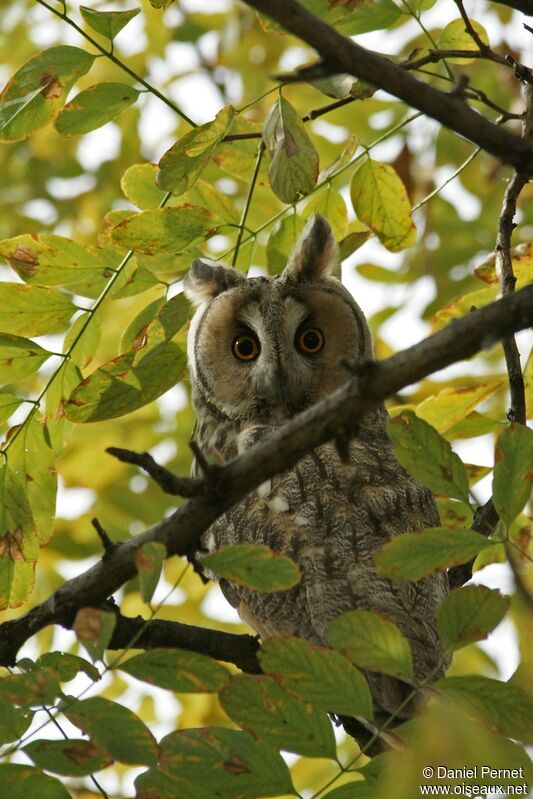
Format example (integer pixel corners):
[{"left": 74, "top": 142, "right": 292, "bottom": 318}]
[{"left": 0, "top": 0, "right": 532, "bottom": 797}]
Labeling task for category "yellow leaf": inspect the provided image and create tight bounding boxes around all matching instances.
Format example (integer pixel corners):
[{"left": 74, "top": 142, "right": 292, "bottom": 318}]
[
  {"left": 416, "top": 381, "right": 503, "bottom": 433},
  {"left": 474, "top": 241, "right": 533, "bottom": 287},
  {"left": 437, "top": 18, "right": 489, "bottom": 63},
  {"left": 350, "top": 157, "right": 416, "bottom": 251}
]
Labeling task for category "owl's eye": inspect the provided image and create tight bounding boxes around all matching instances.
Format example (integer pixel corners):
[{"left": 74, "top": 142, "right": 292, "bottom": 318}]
[
  {"left": 296, "top": 326, "right": 325, "bottom": 354},
  {"left": 232, "top": 334, "right": 260, "bottom": 361}
]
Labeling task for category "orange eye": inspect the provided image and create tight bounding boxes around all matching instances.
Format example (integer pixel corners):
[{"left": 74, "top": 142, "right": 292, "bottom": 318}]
[
  {"left": 297, "top": 326, "right": 324, "bottom": 354},
  {"left": 232, "top": 335, "right": 260, "bottom": 361}
]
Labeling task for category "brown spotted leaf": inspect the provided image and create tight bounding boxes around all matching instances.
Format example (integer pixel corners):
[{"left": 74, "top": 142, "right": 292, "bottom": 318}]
[
  {"left": 0, "top": 463, "right": 37, "bottom": 610},
  {"left": 0, "top": 46, "right": 95, "bottom": 142},
  {"left": 262, "top": 96, "right": 319, "bottom": 203},
  {"left": 23, "top": 738, "right": 114, "bottom": 776}
]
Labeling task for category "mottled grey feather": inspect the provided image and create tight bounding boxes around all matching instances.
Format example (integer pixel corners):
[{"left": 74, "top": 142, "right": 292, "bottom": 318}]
[{"left": 185, "top": 215, "right": 449, "bottom": 722}]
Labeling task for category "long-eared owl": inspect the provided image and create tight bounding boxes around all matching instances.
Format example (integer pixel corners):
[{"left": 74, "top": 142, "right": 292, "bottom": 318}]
[{"left": 184, "top": 215, "right": 449, "bottom": 725}]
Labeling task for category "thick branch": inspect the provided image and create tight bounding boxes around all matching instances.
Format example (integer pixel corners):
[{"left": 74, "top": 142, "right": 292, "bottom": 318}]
[
  {"left": 1, "top": 286, "right": 533, "bottom": 666},
  {"left": 107, "top": 614, "right": 261, "bottom": 673},
  {"left": 240, "top": 0, "right": 533, "bottom": 173}
]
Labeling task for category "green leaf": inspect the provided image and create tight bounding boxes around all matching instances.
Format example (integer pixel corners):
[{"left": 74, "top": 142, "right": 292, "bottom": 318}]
[
  {"left": 184, "top": 179, "right": 240, "bottom": 224},
  {"left": 261, "top": 0, "right": 400, "bottom": 36},
  {"left": 120, "top": 293, "right": 189, "bottom": 356},
  {"left": 434, "top": 675, "right": 533, "bottom": 743},
  {"left": 493, "top": 424, "right": 533, "bottom": 527},
  {"left": 446, "top": 411, "right": 505, "bottom": 440},
  {"left": 387, "top": 411, "right": 470, "bottom": 502},
  {"left": 0, "top": 393, "right": 22, "bottom": 424},
  {"left": 0, "top": 463, "right": 37, "bottom": 610},
  {"left": 0, "top": 334, "right": 52, "bottom": 383},
  {"left": 437, "top": 585, "right": 510, "bottom": 651},
  {"left": 121, "top": 163, "right": 167, "bottom": 210},
  {"left": 323, "top": 782, "right": 375, "bottom": 799},
  {"left": 338, "top": 228, "right": 371, "bottom": 259},
  {"left": 0, "top": 698, "right": 32, "bottom": 744},
  {"left": 319, "top": 133, "right": 359, "bottom": 182},
  {"left": 433, "top": 287, "right": 497, "bottom": 328},
  {"left": 437, "top": 18, "right": 489, "bottom": 62},
  {"left": 158, "top": 105, "right": 235, "bottom": 194},
  {"left": 220, "top": 675, "right": 336, "bottom": 758},
  {"left": 23, "top": 738, "right": 113, "bottom": 777},
  {"left": 118, "top": 648, "right": 230, "bottom": 692},
  {"left": 120, "top": 297, "right": 166, "bottom": 353},
  {"left": 350, "top": 157, "right": 416, "bottom": 251},
  {"left": 259, "top": 637, "right": 374, "bottom": 719},
  {"left": 159, "top": 726, "right": 295, "bottom": 798},
  {"left": 356, "top": 262, "right": 412, "bottom": 283},
  {"left": 64, "top": 696, "right": 158, "bottom": 766},
  {"left": 135, "top": 541, "right": 167, "bottom": 602},
  {"left": 202, "top": 543, "right": 301, "bottom": 592},
  {"left": 374, "top": 527, "right": 495, "bottom": 582},
  {"left": 302, "top": 185, "right": 349, "bottom": 241},
  {"left": 350, "top": 158, "right": 416, "bottom": 252},
  {"left": 0, "top": 233, "right": 109, "bottom": 295},
  {"left": 142, "top": 292, "right": 190, "bottom": 349},
  {"left": 63, "top": 310, "right": 101, "bottom": 369},
  {"left": 0, "top": 46, "right": 96, "bottom": 142},
  {"left": 0, "top": 764, "right": 71, "bottom": 798},
  {"left": 329, "top": 609, "right": 414, "bottom": 679},
  {"left": 416, "top": 381, "right": 503, "bottom": 434},
  {"left": 55, "top": 82, "right": 140, "bottom": 136},
  {"left": 263, "top": 96, "right": 319, "bottom": 203},
  {"left": 211, "top": 117, "right": 263, "bottom": 182},
  {"left": 111, "top": 205, "right": 219, "bottom": 254},
  {"left": 9, "top": 414, "right": 57, "bottom": 545},
  {"left": 73, "top": 608, "right": 117, "bottom": 663},
  {"left": 0, "top": 667, "right": 61, "bottom": 707},
  {"left": 36, "top": 652, "right": 100, "bottom": 683},
  {"left": 44, "top": 361, "right": 83, "bottom": 454},
  {"left": 410, "top": 0, "right": 437, "bottom": 12},
  {"left": 266, "top": 215, "right": 305, "bottom": 275},
  {"left": 65, "top": 340, "right": 186, "bottom": 423},
  {"left": 135, "top": 769, "right": 204, "bottom": 799},
  {"left": 80, "top": 6, "right": 140, "bottom": 40},
  {"left": 0, "top": 284, "right": 76, "bottom": 336}
]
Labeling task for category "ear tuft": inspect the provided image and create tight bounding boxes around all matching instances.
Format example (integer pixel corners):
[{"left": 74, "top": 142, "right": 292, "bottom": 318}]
[
  {"left": 184, "top": 259, "right": 246, "bottom": 306},
  {"left": 284, "top": 215, "right": 339, "bottom": 282}
]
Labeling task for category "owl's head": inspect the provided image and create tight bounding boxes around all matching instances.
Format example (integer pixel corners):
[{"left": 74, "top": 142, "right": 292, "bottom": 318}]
[{"left": 184, "top": 215, "right": 374, "bottom": 424}]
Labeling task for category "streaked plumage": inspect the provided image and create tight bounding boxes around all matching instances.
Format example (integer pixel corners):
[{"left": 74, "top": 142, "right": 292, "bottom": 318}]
[{"left": 184, "top": 215, "right": 448, "bottom": 724}]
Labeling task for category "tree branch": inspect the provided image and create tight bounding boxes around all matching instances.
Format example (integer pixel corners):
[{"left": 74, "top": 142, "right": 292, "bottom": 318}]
[
  {"left": 107, "top": 613, "right": 261, "bottom": 673},
  {"left": 239, "top": 0, "right": 533, "bottom": 173},
  {"left": 0, "top": 287, "right": 532, "bottom": 666}
]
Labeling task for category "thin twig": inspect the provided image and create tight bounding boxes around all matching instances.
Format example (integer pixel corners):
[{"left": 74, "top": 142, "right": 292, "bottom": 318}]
[
  {"left": 453, "top": 0, "right": 493, "bottom": 55},
  {"left": 107, "top": 447, "right": 203, "bottom": 497},
  {"left": 232, "top": 141, "right": 265, "bottom": 266},
  {"left": 403, "top": 48, "right": 504, "bottom": 71},
  {"left": 495, "top": 82, "right": 532, "bottom": 425}
]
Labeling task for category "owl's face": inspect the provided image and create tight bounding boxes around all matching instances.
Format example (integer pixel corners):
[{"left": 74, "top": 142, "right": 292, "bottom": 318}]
[{"left": 184, "top": 216, "right": 373, "bottom": 425}]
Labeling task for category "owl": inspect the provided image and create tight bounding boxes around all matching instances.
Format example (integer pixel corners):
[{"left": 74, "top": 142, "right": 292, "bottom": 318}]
[{"left": 184, "top": 215, "right": 449, "bottom": 736}]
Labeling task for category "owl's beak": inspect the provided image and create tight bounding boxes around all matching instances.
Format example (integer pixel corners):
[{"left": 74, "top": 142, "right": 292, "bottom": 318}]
[{"left": 254, "top": 365, "right": 294, "bottom": 421}]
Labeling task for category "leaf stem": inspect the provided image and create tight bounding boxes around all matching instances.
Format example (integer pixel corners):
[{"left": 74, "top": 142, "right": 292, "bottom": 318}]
[{"left": 232, "top": 141, "right": 265, "bottom": 267}]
